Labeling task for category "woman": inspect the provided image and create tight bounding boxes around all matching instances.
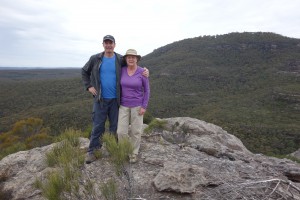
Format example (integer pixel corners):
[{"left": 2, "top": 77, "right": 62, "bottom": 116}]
[{"left": 117, "top": 49, "right": 150, "bottom": 163}]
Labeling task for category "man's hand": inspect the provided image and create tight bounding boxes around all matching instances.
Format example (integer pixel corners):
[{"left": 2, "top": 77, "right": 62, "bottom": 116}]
[
  {"left": 142, "top": 67, "right": 149, "bottom": 77},
  {"left": 88, "top": 87, "right": 97, "bottom": 96}
]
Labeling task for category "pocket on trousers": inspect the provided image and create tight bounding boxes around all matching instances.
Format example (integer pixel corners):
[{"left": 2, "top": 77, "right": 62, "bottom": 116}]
[
  {"left": 135, "top": 106, "right": 141, "bottom": 112},
  {"left": 91, "top": 112, "right": 95, "bottom": 121}
]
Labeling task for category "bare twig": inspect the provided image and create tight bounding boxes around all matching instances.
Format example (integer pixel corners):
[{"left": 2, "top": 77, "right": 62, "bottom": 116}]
[
  {"left": 128, "top": 197, "right": 147, "bottom": 200},
  {"left": 240, "top": 178, "right": 300, "bottom": 193},
  {"left": 262, "top": 179, "right": 281, "bottom": 200}
]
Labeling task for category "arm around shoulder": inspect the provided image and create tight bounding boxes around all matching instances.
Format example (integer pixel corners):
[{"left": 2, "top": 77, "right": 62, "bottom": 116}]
[{"left": 142, "top": 67, "right": 149, "bottom": 77}]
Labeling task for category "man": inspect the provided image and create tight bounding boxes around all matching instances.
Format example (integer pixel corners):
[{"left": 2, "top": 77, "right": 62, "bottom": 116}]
[{"left": 81, "top": 35, "right": 149, "bottom": 164}]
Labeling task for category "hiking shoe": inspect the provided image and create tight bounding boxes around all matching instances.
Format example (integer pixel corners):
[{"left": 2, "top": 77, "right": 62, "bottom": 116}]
[
  {"left": 129, "top": 154, "right": 138, "bottom": 163},
  {"left": 85, "top": 153, "right": 97, "bottom": 164}
]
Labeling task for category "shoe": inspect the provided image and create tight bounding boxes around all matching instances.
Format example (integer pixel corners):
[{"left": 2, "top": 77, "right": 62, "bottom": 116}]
[
  {"left": 85, "top": 153, "right": 97, "bottom": 164},
  {"left": 129, "top": 154, "right": 137, "bottom": 163}
]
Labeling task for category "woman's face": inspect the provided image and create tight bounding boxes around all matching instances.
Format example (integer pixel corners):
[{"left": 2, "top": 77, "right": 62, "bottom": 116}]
[{"left": 126, "top": 55, "right": 138, "bottom": 66}]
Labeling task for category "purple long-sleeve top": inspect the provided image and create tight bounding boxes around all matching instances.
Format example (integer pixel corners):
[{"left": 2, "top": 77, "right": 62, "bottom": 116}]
[{"left": 120, "top": 66, "right": 150, "bottom": 109}]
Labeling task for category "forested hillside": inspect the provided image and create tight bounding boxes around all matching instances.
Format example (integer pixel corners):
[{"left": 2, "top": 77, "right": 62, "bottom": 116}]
[
  {"left": 0, "top": 68, "right": 90, "bottom": 134},
  {"left": 139, "top": 32, "right": 300, "bottom": 155},
  {"left": 0, "top": 32, "right": 299, "bottom": 157}
]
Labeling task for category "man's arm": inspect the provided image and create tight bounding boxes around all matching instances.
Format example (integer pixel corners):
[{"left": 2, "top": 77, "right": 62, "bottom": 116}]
[
  {"left": 81, "top": 56, "right": 93, "bottom": 90},
  {"left": 142, "top": 67, "right": 149, "bottom": 77}
]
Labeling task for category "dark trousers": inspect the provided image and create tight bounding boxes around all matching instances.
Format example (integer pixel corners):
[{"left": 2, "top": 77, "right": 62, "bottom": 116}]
[{"left": 88, "top": 98, "right": 118, "bottom": 153}]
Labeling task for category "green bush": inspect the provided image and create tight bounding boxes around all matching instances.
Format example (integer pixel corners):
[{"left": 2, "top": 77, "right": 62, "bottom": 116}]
[
  {"left": 0, "top": 117, "right": 53, "bottom": 160},
  {"left": 102, "top": 133, "right": 133, "bottom": 176},
  {"left": 143, "top": 111, "right": 154, "bottom": 124},
  {"left": 25, "top": 132, "right": 53, "bottom": 149},
  {"left": 82, "top": 125, "right": 92, "bottom": 139},
  {"left": 0, "top": 142, "right": 26, "bottom": 160},
  {"left": 144, "top": 119, "right": 167, "bottom": 134},
  {"left": 38, "top": 129, "right": 85, "bottom": 199},
  {"left": 42, "top": 171, "right": 64, "bottom": 200},
  {"left": 35, "top": 130, "right": 136, "bottom": 199},
  {"left": 100, "top": 179, "right": 118, "bottom": 200},
  {"left": 56, "top": 128, "right": 81, "bottom": 147}
]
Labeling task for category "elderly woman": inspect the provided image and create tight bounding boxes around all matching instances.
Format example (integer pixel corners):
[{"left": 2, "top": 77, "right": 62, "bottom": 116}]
[{"left": 117, "top": 49, "right": 150, "bottom": 163}]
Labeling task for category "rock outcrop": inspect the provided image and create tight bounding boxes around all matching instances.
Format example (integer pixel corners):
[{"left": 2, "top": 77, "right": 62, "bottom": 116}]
[
  {"left": 291, "top": 148, "right": 300, "bottom": 160},
  {"left": 1, "top": 117, "right": 300, "bottom": 200}
]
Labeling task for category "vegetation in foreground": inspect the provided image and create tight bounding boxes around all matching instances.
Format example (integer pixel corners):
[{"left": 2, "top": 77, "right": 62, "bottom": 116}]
[{"left": 34, "top": 130, "right": 136, "bottom": 200}]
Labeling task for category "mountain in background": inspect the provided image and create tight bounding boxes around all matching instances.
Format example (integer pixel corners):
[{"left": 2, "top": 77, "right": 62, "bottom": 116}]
[
  {"left": 0, "top": 32, "right": 299, "bottom": 156},
  {"left": 139, "top": 32, "right": 300, "bottom": 155}
]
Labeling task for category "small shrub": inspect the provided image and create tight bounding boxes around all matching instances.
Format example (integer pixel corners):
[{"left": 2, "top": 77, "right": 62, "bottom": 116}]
[
  {"left": 143, "top": 111, "right": 154, "bottom": 124},
  {"left": 25, "top": 132, "right": 53, "bottom": 149},
  {"left": 56, "top": 128, "right": 81, "bottom": 147},
  {"left": 171, "top": 121, "right": 180, "bottom": 133},
  {"left": 102, "top": 133, "right": 133, "bottom": 175},
  {"left": 0, "top": 142, "right": 26, "bottom": 160},
  {"left": 0, "top": 117, "right": 52, "bottom": 159},
  {"left": 43, "top": 171, "right": 64, "bottom": 200},
  {"left": 82, "top": 125, "right": 92, "bottom": 139},
  {"left": 0, "top": 132, "right": 20, "bottom": 155},
  {"left": 38, "top": 129, "right": 85, "bottom": 199},
  {"left": 84, "top": 179, "right": 95, "bottom": 197},
  {"left": 33, "top": 178, "right": 43, "bottom": 189},
  {"left": 100, "top": 179, "right": 118, "bottom": 200},
  {"left": 46, "top": 138, "right": 84, "bottom": 168},
  {"left": 144, "top": 119, "right": 167, "bottom": 134},
  {"left": 180, "top": 123, "right": 190, "bottom": 135},
  {"left": 0, "top": 132, "right": 20, "bottom": 148},
  {"left": 11, "top": 118, "right": 47, "bottom": 138}
]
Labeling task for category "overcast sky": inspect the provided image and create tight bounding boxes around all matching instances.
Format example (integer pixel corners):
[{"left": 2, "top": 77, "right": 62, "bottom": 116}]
[{"left": 1, "top": 0, "right": 300, "bottom": 68}]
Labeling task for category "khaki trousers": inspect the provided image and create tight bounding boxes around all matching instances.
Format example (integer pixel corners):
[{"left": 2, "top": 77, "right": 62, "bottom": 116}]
[{"left": 117, "top": 105, "right": 143, "bottom": 155}]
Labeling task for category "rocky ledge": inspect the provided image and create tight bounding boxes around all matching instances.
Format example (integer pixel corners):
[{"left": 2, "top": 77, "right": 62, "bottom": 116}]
[{"left": 1, "top": 117, "right": 299, "bottom": 199}]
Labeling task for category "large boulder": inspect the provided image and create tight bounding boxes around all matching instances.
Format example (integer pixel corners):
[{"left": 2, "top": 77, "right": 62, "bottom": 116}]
[{"left": 1, "top": 117, "right": 300, "bottom": 200}]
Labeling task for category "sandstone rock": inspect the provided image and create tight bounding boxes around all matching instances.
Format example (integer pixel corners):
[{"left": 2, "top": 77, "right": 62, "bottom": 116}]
[
  {"left": 1, "top": 117, "right": 300, "bottom": 200},
  {"left": 0, "top": 138, "right": 89, "bottom": 200},
  {"left": 153, "top": 161, "right": 207, "bottom": 193}
]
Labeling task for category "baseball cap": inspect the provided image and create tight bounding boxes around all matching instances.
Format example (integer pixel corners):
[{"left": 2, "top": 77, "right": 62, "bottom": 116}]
[{"left": 103, "top": 35, "right": 115, "bottom": 43}]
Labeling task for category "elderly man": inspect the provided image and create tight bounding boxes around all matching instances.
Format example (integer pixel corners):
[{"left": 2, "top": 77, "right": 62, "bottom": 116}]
[{"left": 81, "top": 35, "right": 149, "bottom": 164}]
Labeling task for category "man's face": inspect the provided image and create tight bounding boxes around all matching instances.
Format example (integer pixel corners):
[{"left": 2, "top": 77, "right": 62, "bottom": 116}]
[{"left": 103, "top": 40, "right": 115, "bottom": 53}]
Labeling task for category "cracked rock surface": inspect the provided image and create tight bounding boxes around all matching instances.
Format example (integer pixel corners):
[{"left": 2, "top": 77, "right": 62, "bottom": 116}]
[{"left": 1, "top": 117, "right": 300, "bottom": 200}]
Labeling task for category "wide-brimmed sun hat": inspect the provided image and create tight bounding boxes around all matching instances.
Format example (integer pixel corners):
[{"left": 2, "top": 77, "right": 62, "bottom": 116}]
[{"left": 124, "top": 49, "right": 141, "bottom": 61}]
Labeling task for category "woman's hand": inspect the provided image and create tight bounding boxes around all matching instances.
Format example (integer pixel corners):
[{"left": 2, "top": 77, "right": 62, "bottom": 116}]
[{"left": 139, "top": 107, "right": 146, "bottom": 115}]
